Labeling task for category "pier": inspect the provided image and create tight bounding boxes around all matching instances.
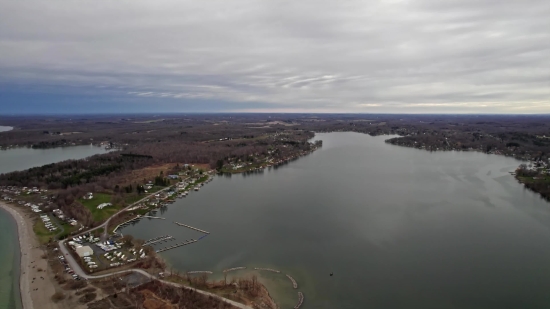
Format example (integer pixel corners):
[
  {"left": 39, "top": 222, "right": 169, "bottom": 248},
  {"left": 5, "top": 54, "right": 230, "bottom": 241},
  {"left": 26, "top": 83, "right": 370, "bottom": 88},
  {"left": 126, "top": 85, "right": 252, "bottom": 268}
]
[
  {"left": 254, "top": 267, "right": 280, "bottom": 273},
  {"left": 143, "top": 215, "right": 165, "bottom": 220},
  {"left": 223, "top": 266, "right": 246, "bottom": 273},
  {"left": 144, "top": 235, "right": 174, "bottom": 246},
  {"left": 294, "top": 292, "right": 304, "bottom": 309},
  {"left": 174, "top": 221, "right": 210, "bottom": 234},
  {"left": 286, "top": 274, "right": 298, "bottom": 289},
  {"left": 155, "top": 239, "right": 197, "bottom": 253}
]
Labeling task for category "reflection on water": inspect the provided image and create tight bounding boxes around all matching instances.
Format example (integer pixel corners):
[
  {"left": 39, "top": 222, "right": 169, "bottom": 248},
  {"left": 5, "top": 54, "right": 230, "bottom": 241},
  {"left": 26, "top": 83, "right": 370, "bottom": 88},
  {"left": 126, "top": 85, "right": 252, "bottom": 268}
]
[{"left": 121, "top": 132, "right": 550, "bottom": 309}]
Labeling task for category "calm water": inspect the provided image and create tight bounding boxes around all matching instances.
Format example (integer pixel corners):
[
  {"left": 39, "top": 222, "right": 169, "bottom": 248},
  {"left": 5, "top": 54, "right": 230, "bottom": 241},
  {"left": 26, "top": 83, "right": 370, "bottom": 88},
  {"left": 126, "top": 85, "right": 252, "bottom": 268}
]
[
  {"left": 0, "top": 208, "right": 22, "bottom": 309},
  {"left": 0, "top": 126, "right": 12, "bottom": 132},
  {"left": 0, "top": 145, "right": 110, "bottom": 174},
  {"left": 121, "top": 132, "right": 550, "bottom": 308},
  {"left": 0, "top": 144, "right": 111, "bottom": 309}
]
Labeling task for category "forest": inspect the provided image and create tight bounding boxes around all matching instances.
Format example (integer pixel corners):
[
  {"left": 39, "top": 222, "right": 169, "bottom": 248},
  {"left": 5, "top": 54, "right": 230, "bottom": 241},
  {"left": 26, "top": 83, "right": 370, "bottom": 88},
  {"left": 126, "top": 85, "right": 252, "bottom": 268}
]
[{"left": 1, "top": 113, "right": 550, "bottom": 225}]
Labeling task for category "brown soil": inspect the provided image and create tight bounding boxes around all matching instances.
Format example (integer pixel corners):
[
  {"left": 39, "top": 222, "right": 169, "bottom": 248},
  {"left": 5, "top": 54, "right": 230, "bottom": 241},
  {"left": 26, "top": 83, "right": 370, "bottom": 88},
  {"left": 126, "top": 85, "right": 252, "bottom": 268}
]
[{"left": 141, "top": 290, "right": 176, "bottom": 309}]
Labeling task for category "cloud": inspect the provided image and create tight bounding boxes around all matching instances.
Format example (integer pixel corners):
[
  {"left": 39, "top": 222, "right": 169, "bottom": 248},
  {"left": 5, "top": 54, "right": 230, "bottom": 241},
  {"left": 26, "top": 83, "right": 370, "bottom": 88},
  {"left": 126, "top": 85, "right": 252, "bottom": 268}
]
[{"left": 0, "top": 0, "right": 549, "bottom": 113}]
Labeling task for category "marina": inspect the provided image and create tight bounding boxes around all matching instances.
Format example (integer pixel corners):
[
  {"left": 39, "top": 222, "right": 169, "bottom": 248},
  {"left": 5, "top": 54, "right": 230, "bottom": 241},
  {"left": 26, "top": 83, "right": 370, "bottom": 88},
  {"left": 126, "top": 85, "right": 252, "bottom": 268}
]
[{"left": 173, "top": 221, "right": 210, "bottom": 234}]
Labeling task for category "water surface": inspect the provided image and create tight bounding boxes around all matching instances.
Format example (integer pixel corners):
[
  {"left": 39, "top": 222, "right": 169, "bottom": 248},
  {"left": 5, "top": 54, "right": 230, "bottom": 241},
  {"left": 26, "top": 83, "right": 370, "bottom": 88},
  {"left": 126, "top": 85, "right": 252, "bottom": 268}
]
[
  {"left": 122, "top": 132, "right": 550, "bottom": 309},
  {"left": 0, "top": 143, "right": 110, "bottom": 309},
  {"left": 0, "top": 145, "right": 110, "bottom": 174},
  {"left": 0, "top": 126, "right": 12, "bottom": 132},
  {"left": 0, "top": 208, "right": 22, "bottom": 309}
]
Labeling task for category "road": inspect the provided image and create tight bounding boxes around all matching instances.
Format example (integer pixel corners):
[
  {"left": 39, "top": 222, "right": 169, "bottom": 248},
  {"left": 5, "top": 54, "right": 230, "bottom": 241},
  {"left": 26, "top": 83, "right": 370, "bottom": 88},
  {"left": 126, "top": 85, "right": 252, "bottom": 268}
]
[
  {"left": 71, "top": 186, "right": 173, "bottom": 239},
  {"left": 58, "top": 238, "right": 253, "bottom": 309},
  {"left": 56, "top": 177, "right": 252, "bottom": 309}
]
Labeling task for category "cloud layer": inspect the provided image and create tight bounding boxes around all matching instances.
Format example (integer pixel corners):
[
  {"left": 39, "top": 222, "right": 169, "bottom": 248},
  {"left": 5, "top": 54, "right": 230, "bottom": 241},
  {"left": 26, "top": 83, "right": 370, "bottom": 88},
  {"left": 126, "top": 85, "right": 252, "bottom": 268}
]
[{"left": 1, "top": 0, "right": 549, "bottom": 113}]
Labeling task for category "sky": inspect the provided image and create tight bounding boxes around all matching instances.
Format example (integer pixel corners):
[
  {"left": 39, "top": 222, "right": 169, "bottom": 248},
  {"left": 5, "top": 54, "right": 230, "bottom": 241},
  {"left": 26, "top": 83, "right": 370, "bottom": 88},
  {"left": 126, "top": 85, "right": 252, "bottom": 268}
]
[{"left": 0, "top": 0, "right": 549, "bottom": 114}]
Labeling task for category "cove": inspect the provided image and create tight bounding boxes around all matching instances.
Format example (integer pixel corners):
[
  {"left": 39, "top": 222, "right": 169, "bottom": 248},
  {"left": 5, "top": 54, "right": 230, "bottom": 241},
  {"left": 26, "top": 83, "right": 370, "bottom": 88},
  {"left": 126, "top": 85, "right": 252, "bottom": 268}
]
[{"left": 121, "top": 132, "right": 550, "bottom": 309}]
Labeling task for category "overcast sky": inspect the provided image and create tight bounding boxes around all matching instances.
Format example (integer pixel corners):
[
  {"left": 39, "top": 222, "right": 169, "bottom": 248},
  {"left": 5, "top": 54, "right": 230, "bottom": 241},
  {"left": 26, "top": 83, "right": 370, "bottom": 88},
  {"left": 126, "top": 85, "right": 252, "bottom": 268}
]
[{"left": 1, "top": 0, "right": 549, "bottom": 114}]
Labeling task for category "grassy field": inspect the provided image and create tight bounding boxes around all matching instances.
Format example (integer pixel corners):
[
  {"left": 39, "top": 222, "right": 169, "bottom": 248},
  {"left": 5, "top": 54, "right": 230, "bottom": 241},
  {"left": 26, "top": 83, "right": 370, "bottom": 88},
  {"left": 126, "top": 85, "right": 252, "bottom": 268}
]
[
  {"left": 33, "top": 218, "right": 56, "bottom": 244},
  {"left": 80, "top": 193, "right": 120, "bottom": 222}
]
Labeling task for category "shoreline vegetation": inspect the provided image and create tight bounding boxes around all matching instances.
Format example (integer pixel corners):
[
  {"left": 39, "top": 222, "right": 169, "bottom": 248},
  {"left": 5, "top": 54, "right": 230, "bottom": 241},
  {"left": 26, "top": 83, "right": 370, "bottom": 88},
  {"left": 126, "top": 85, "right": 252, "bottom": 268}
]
[{"left": 1, "top": 114, "right": 550, "bottom": 308}]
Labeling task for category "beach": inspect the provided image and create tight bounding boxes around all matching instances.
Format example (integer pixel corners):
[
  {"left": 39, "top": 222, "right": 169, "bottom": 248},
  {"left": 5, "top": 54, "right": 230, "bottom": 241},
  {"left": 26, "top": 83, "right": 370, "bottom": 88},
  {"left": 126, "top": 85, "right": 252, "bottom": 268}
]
[{"left": 0, "top": 202, "right": 61, "bottom": 309}]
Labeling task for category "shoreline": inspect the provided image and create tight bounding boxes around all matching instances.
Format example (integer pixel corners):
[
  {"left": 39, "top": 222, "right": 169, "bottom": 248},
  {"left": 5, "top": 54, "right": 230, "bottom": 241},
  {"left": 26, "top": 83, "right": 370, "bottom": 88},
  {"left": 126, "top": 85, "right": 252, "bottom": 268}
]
[
  {"left": 0, "top": 201, "right": 62, "bottom": 309},
  {"left": 0, "top": 202, "right": 32, "bottom": 309}
]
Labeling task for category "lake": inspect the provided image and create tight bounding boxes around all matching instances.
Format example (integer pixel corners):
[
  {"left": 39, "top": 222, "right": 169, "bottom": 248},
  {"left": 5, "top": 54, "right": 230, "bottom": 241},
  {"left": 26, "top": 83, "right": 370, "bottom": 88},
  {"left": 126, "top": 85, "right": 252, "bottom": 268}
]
[
  {"left": 122, "top": 132, "right": 550, "bottom": 308},
  {"left": 0, "top": 126, "right": 13, "bottom": 132},
  {"left": 0, "top": 144, "right": 111, "bottom": 309},
  {"left": 0, "top": 145, "right": 111, "bottom": 174}
]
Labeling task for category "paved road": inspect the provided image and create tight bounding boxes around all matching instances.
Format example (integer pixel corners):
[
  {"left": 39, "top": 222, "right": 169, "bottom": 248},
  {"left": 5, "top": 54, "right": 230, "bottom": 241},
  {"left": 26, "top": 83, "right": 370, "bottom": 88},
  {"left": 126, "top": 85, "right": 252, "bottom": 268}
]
[
  {"left": 70, "top": 186, "right": 173, "bottom": 240},
  {"left": 58, "top": 238, "right": 252, "bottom": 309},
  {"left": 56, "top": 178, "right": 251, "bottom": 309}
]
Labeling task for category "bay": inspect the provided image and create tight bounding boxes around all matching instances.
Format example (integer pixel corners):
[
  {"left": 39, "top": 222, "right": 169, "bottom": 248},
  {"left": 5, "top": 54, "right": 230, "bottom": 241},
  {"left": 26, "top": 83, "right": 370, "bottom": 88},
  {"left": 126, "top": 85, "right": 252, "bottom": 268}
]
[
  {"left": 119, "top": 132, "right": 550, "bottom": 308},
  {"left": 0, "top": 145, "right": 110, "bottom": 174}
]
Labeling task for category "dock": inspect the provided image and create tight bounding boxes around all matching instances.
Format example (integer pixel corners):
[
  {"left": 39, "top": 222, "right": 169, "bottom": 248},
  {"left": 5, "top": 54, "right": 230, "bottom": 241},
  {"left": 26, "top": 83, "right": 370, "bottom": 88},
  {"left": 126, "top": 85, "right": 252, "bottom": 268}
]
[
  {"left": 144, "top": 235, "right": 174, "bottom": 246},
  {"left": 174, "top": 221, "right": 210, "bottom": 234},
  {"left": 155, "top": 239, "right": 197, "bottom": 253},
  {"left": 286, "top": 274, "right": 298, "bottom": 289},
  {"left": 143, "top": 216, "right": 165, "bottom": 220}
]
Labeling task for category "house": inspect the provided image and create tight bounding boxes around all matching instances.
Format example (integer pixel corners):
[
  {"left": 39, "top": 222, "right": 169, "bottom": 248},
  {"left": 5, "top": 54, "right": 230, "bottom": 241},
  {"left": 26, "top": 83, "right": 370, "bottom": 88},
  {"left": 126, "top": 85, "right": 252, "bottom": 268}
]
[{"left": 168, "top": 175, "right": 179, "bottom": 180}]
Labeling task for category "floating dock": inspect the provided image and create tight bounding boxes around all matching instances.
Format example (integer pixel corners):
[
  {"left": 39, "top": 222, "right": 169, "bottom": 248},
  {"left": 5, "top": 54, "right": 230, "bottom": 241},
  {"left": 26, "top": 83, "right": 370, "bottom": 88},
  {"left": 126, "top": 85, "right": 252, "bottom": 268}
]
[
  {"left": 155, "top": 239, "right": 197, "bottom": 253},
  {"left": 174, "top": 222, "right": 210, "bottom": 234},
  {"left": 286, "top": 274, "right": 298, "bottom": 289}
]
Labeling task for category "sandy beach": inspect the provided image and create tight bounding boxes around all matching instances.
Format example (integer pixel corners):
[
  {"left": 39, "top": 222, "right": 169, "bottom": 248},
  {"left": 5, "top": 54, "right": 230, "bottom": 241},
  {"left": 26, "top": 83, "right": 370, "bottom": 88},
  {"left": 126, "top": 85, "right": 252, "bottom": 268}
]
[{"left": 0, "top": 202, "right": 61, "bottom": 309}]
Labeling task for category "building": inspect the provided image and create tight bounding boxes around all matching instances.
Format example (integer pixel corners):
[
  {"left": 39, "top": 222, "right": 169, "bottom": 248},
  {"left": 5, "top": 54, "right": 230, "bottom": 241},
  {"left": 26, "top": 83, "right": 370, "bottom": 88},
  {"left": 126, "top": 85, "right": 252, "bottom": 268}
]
[{"left": 76, "top": 246, "right": 94, "bottom": 258}]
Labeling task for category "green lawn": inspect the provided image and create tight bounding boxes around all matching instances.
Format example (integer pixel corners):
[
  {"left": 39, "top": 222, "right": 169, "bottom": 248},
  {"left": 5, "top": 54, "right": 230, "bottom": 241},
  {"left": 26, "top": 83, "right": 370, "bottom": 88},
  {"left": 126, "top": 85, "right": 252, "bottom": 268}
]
[
  {"left": 80, "top": 193, "right": 119, "bottom": 222},
  {"left": 33, "top": 218, "right": 56, "bottom": 244}
]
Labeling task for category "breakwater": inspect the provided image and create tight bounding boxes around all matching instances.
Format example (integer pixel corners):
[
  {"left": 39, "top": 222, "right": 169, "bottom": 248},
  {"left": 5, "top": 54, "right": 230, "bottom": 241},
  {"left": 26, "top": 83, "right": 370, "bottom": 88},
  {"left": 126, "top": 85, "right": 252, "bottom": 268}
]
[
  {"left": 254, "top": 267, "right": 280, "bottom": 273},
  {"left": 294, "top": 292, "right": 304, "bottom": 309},
  {"left": 187, "top": 271, "right": 213, "bottom": 274},
  {"left": 286, "top": 274, "right": 298, "bottom": 289},
  {"left": 223, "top": 266, "right": 246, "bottom": 273}
]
